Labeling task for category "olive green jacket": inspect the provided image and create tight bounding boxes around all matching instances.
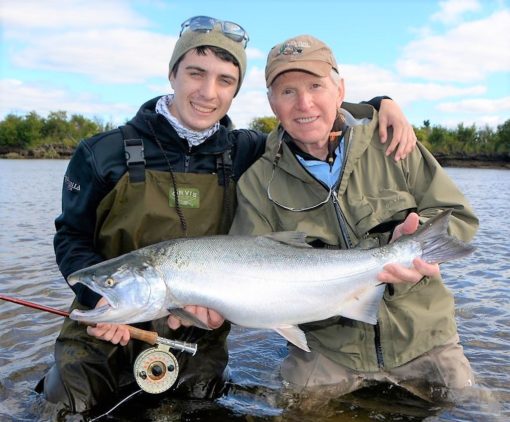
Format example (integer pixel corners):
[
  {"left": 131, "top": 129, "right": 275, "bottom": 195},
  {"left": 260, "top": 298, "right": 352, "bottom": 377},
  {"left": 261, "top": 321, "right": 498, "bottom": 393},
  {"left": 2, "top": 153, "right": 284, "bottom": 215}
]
[{"left": 229, "top": 102, "right": 478, "bottom": 372}]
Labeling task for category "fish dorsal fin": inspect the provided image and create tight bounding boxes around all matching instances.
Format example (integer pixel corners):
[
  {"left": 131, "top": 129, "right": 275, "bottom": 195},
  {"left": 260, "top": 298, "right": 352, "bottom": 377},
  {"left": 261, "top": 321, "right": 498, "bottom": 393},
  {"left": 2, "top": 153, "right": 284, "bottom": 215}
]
[
  {"left": 167, "top": 308, "right": 211, "bottom": 330},
  {"left": 263, "top": 231, "right": 311, "bottom": 248},
  {"left": 274, "top": 325, "right": 310, "bottom": 352},
  {"left": 337, "top": 283, "right": 385, "bottom": 325}
]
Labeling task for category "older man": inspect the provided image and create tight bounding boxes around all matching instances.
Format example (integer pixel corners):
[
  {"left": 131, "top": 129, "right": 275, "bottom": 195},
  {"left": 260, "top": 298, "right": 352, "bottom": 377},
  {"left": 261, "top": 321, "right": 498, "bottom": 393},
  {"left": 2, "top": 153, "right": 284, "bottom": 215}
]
[{"left": 230, "top": 34, "right": 479, "bottom": 402}]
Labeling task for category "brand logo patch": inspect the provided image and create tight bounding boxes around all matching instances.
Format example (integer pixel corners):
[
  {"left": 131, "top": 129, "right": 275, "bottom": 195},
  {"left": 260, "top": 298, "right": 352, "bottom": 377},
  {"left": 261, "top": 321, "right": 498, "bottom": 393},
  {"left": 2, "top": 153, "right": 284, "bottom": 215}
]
[
  {"left": 64, "top": 175, "right": 80, "bottom": 192},
  {"left": 168, "top": 187, "right": 200, "bottom": 209},
  {"left": 279, "top": 40, "right": 311, "bottom": 56}
]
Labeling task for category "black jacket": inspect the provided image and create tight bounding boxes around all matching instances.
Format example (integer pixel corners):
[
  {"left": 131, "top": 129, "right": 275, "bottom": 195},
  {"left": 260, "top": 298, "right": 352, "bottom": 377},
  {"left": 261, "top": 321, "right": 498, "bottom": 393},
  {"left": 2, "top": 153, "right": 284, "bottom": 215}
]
[{"left": 54, "top": 96, "right": 266, "bottom": 306}]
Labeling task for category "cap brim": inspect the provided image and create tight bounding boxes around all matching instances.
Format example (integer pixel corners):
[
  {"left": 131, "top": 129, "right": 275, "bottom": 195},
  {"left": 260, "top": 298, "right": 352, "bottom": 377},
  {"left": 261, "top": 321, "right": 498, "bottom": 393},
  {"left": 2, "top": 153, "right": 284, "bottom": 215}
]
[{"left": 266, "top": 61, "right": 332, "bottom": 87}]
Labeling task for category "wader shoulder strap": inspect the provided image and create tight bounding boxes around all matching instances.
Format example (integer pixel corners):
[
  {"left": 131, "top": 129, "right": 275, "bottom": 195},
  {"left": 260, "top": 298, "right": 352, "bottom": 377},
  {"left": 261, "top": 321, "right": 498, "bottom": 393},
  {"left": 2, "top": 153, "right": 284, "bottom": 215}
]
[
  {"left": 120, "top": 124, "right": 145, "bottom": 183},
  {"left": 216, "top": 150, "right": 233, "bottom": 187}
]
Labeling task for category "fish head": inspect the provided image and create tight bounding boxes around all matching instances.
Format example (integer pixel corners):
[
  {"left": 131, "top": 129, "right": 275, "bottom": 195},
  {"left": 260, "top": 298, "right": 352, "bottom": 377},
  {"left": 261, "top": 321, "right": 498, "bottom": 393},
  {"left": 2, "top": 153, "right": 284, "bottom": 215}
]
[{"left": 68, "top": 254, "right": 168, "bottom": 324}]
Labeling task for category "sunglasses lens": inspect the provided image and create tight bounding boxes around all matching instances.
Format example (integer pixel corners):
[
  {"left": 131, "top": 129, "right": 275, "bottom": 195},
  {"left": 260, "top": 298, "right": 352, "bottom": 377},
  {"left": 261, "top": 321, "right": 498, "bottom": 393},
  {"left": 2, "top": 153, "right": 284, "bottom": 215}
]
[
  {"left": 222, "top": 21, "right": 245, "bottom": 42},
  {"left": 189, "top": 16, "right": 215, "bottom": 31},
  {"left": 179, "top": 16, "right": 249, "bottom": 48}
]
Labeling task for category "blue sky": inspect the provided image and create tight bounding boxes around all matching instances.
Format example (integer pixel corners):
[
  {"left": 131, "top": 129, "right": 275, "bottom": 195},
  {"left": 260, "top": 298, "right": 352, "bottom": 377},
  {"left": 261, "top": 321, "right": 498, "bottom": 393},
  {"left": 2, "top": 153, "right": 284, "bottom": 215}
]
[{"left": 1, "top": 0, "right": 509, "bottom": 130}]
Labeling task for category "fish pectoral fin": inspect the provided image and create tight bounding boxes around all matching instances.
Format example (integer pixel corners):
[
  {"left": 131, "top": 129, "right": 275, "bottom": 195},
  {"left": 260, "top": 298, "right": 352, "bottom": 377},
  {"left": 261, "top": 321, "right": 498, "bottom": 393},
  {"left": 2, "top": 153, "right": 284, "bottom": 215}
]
[
  {"left": 274, "top": 325, "right": 310, "bottom": 352},
  {"left": 263, "top": 232, "right": 312, "bottom": 248},
  {"left": 167, "top": 308, "right": 211, "bottom": 330},
  {"left": 337, "top": 283, "right": 385, "bottom": 325}
]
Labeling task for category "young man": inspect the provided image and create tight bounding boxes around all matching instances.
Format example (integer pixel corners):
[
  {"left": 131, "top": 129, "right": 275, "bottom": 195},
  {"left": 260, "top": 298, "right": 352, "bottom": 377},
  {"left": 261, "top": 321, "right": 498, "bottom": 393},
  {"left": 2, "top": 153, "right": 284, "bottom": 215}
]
[
  {"left": 37, "top": 17, "right": 417, "bottom": 416},
  {"left": 230, "top": 34, "right": 479, "bottom": 403}
]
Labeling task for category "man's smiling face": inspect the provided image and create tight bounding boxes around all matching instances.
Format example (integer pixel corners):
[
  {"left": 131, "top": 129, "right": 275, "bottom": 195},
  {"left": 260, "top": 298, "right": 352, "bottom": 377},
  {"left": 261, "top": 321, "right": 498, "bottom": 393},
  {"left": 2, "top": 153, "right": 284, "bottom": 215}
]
[{"left": 169, "top": 49, "right": 239, "bottom": 131}]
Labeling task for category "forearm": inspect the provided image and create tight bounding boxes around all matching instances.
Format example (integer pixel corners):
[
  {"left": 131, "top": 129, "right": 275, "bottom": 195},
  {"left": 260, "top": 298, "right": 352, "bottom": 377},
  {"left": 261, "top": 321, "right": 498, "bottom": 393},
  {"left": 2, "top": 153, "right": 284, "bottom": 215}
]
[{"left": 54, "top": 142, "right": 109, "bottom": 307}]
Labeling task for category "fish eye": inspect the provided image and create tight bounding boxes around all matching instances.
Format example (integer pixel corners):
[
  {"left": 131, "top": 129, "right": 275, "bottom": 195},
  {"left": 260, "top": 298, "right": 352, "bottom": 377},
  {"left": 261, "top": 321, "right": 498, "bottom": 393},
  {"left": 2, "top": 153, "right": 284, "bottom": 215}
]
[{"left": 105, "top": 277, "right": 115, "bottom": 287}]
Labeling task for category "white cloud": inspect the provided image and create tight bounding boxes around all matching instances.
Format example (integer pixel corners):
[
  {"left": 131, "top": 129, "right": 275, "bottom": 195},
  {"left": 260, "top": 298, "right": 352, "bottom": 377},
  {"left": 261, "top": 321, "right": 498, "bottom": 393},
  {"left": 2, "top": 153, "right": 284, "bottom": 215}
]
[
  {"left": 340, "top": 64, "right": 486, "bottom": 105},
  {"left": 1, "top": 0, "right": 177, "bottom": 84},
  {"left": 439, "top": 115, "right": 507, "bottom": 128},
  {"left": 0, "top": 0, "right": 149, "bottom": 31},
  {"left": 230, "top": 89, "right": 272, "bottom": 129},
  {"left": 397, "top": 10, "right": 510, "bottom": 82},
  {"left": 246, "top": 47, "right": 266, "bottom": 60},
  {"left": 12, "top": 29, "right": 177, "bottom": 84},
  {"left": 437, "top": 96, "right": 510, "bottom": 113},
  {"left": 431, "top": 0, "right": 481, "bottom": 24},
  {"left": 0, "top": 79, "right": 133, "bottom": 125},
  {"left": 434, "top": 96, "right": 510, "bottom": 128}
]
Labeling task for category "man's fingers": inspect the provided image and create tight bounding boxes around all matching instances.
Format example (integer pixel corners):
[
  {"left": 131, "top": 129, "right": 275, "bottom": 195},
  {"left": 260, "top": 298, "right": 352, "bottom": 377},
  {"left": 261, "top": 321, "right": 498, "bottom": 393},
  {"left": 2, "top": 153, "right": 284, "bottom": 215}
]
[
  {"left": 87, "top": 323, "right": 131, "bottom": 345},
  {"left": 208, "top": 309, "right": 225, "bottom": 329},
  {"left": 385, "top": 125, "right": 403, "bottom": 157},
  {"left": 413, "top": 258, "right": 440, "bottom": 278},
  {"left": 379, "top": 117, "right": 388, "bottom": 143},
  {"left": 167, "top": 314, "right": 182, "bottom": 330},
  {"left": 378, "top": 263, "right": 423, "bottom": 284},
  {"left": 395, "top": 127, "right": 417, "bottom": 160}
]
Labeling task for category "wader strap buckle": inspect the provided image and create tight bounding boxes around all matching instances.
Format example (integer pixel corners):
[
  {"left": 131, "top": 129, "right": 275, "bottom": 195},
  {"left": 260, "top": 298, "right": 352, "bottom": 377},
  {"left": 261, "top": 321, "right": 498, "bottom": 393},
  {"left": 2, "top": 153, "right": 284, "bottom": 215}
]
[
  {"left": 120, "top": 125, "right": 146, "bottom": 183},
  {"left": 216, "top": 150, "right": 232, "bottom": 187}
]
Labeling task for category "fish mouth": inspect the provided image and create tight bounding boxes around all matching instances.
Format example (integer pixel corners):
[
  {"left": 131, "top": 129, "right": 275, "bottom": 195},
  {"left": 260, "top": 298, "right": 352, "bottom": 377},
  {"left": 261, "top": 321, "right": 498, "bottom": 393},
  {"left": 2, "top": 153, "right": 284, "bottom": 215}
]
[
  {"left": 69, "top": 300, "right": 141, "bottom": 324},
  {"left": 70, "top": 303, "right": 113, "bottom": 323}
]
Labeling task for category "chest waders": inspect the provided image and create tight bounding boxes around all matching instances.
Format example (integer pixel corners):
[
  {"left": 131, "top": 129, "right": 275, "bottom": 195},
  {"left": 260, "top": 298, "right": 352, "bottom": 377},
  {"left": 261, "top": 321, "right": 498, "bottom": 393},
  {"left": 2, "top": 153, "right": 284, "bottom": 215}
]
[
  {"left": 95, "top": 127, "right": 236, "bottom": 257},
  {"left": 43, "top": 128, "right": 235, "bottom": 413}
]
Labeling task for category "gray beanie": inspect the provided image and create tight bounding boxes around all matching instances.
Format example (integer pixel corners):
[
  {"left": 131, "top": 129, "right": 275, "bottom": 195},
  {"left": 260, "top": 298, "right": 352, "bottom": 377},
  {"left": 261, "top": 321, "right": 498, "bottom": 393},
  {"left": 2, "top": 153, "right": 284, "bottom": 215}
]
[{"left": 169, "top": 28, "right": 247, "bottom": 96}]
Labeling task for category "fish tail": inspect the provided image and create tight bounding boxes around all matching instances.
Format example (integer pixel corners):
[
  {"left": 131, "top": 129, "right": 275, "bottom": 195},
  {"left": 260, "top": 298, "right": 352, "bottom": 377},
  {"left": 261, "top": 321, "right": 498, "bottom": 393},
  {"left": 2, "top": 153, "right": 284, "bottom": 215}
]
[{"left": 411, "top": 209, "right": 475, "bottom": 264}]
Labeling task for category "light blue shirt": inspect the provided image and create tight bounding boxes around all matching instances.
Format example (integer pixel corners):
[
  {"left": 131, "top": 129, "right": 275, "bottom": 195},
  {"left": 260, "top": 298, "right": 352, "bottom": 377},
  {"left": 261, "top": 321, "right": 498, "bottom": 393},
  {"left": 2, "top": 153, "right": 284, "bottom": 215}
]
[{"left": 296, "top": 141, "right": 345, "bottom": 189}]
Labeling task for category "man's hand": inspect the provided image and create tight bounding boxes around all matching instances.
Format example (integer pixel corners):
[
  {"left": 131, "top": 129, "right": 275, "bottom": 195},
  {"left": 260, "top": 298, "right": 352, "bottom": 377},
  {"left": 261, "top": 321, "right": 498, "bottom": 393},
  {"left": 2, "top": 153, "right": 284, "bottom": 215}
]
[
  {"left": 378, "top": 99, "right": 417, "bottom": 161},
  {"left": 86, "top": 297, "right": 131, "bottom": 346},
  {"left": 377, "top": 213, "right": 440, "bottom": 284},
  {"left": 167, "top": 305, "right": 224, "bottom": 330}
]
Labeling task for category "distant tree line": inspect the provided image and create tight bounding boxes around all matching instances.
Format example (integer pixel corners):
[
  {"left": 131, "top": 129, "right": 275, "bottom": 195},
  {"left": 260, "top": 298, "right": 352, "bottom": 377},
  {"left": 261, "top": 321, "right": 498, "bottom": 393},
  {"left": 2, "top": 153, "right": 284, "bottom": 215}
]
[
  {"left": 0, "top": 111, "right": 115, "bottom": 158},
  {"left": 250, "top": 116, "right": 510, "bottom": 154},
  {"left": 0, "top": 111, "right": 509, "bottom": 163}
]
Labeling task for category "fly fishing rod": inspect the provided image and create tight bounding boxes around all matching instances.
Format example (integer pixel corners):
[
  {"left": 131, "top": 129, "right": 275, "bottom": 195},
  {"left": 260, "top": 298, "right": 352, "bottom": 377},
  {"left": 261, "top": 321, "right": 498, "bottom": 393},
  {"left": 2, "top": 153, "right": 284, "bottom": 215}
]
[{"left": 0, "top": 293, "right": 197, "bottom": 394}]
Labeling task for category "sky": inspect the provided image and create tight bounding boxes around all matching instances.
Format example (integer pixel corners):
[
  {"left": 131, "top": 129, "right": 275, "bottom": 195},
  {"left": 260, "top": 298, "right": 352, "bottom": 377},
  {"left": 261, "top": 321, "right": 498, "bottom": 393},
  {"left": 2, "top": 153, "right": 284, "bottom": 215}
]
[{"left": 1, "top": 0, "right": 509, "bottom": 130}]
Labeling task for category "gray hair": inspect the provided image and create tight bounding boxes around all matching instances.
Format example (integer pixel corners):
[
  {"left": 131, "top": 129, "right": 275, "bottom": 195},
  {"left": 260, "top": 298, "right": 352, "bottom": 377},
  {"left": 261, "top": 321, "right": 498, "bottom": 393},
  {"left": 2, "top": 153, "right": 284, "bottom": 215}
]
[{"left": 267, "top": 69, "right": 341, "bottom": 97}]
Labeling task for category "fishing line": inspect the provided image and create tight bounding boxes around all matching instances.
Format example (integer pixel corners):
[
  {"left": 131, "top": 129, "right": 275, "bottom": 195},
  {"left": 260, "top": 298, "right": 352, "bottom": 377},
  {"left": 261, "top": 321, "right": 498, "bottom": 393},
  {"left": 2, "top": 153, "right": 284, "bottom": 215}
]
[{"left": 88, "top": 389, "right": 143, "bottom": 422}]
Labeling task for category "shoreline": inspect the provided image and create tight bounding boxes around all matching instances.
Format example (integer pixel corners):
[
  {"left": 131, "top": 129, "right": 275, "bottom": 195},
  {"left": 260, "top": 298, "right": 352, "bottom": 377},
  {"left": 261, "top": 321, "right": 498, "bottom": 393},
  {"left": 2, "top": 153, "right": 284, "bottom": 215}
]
[{"left": 1, "top": 151, "right": 509, "bottom": 170}]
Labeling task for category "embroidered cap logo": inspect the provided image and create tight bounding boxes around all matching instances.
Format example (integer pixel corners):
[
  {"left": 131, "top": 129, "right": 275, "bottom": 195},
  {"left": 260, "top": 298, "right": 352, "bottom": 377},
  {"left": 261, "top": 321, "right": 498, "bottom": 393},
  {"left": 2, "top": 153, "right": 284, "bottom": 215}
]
[{"left": 278, "top": 40, "right": 311, "bottom": 56}]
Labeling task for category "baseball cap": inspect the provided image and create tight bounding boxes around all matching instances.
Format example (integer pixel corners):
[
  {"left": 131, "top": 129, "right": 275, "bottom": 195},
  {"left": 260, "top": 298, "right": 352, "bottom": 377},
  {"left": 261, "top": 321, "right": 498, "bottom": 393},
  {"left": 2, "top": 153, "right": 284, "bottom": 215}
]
[{"left": 265, "top": 34, "right": 338, "bottom": 87}]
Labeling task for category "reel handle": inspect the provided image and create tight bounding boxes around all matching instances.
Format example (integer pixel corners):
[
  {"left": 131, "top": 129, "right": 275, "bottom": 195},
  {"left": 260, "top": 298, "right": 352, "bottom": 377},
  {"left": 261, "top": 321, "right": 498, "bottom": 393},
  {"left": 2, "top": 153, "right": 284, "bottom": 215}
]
[{"left": 127, "top": 326, "right": 198, "bottom": 355}]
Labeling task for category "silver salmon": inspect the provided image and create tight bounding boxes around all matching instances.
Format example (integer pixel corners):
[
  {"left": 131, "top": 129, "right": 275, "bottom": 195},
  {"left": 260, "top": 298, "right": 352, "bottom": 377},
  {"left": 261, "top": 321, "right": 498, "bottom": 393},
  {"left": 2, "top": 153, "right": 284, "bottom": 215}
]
[{"left": 68, "top": 210, "right": 474, "bottom": 351}]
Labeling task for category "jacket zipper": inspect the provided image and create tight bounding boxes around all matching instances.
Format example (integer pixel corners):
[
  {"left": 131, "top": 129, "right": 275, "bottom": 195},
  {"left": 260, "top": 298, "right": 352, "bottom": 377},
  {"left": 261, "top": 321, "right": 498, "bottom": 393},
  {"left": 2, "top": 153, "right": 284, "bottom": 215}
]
[
  {"left": 184, "top": 154, "right": 191, "bottom": 173},
  {"left": 333, "top": 127, "right": 385, "bottom": 369},
  {"left": 331, "top": 129, "right": 354, "bottom": 249}
]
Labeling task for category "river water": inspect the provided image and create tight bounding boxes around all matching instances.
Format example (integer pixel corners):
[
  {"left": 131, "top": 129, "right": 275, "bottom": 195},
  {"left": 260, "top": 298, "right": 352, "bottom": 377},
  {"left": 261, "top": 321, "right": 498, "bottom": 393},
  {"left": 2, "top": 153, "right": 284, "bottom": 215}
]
[{"left": 0, "top": 159, "right": 508, "bottom": 422}]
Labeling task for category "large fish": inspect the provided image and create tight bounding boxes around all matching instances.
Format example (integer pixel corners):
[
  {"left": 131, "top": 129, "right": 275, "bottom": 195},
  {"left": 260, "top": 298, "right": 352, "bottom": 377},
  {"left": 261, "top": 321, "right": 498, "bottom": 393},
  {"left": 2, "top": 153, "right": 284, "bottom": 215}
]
[{"left": 68, "top": 210, "right": 474, "bottom": 351}]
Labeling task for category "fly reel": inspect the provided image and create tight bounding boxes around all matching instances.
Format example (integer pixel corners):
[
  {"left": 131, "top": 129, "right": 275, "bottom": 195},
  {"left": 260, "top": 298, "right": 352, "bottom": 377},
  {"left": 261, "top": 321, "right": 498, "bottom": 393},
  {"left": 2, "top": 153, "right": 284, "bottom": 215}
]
[{"left": 133, "top": 344, "right": 179, "bottom": 394}]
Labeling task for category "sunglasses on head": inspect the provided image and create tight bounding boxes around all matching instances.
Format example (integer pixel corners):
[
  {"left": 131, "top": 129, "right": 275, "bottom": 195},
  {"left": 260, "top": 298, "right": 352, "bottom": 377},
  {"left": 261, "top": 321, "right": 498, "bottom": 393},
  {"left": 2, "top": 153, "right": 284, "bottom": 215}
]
[{"left": 179, "top": 16, "right": 249, "bottom": 48}]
